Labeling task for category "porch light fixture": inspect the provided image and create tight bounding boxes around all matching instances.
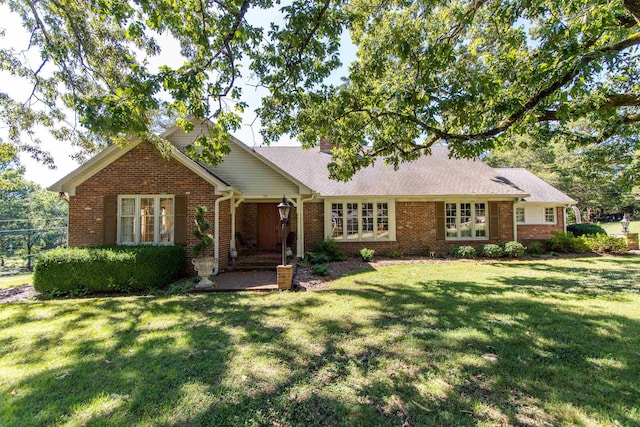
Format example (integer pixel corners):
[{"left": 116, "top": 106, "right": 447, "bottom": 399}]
[
  {"left": 277, "top": 196, "right": 291, "bottom": 265},
  {"left": 621, "top": 213, "right": 631, "bottom": 235}
]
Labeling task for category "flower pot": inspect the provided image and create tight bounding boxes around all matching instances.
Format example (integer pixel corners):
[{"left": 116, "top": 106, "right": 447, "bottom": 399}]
[{"left": 192, "top": 257, "right": 216, "bottom": 288}]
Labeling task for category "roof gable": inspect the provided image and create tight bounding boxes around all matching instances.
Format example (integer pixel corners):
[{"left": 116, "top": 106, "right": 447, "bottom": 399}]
[{"left": 493, "top": 168, "right": 576, "bottom": 204}]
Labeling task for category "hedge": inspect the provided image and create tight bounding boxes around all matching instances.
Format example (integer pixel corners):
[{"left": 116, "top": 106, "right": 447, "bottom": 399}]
[
  {"left": 567, "top": 223, "right": 607, "bottom": 237},
  {"left": 34, "top": 246, "right": 187, "bottom": 295}
]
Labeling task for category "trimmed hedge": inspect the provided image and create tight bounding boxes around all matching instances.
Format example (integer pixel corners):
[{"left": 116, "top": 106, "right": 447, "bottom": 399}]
[
  {"left": 567, "top": 223, "right": 607, "bottom": 237},
  {"left": 34, "top": 246, "right": 186, "bottom": 295}
]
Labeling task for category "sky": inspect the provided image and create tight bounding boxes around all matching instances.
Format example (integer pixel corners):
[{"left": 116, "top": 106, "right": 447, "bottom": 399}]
[{"left": 0, "top": 3, "right": 356, "bottom": 188}]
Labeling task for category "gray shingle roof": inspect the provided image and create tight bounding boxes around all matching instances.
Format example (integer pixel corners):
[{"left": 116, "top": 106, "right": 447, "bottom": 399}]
[
  {"left": 254, "top": 146, "right": 528, "bottom": 197},
  {"left": 494, "top": 168, "right": 576, "bottom": 204}
]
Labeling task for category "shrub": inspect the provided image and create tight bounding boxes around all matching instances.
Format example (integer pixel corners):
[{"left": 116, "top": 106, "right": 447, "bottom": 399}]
[
  {"left": 389, "top": 248, "right": 405, "bottom": 259},
  {"left": 314, "top": 239, "right": 347, "bottom": 262},
  {"left": 450, "top": 245, "right": 476, "bottom": 259},
  {"left": 359, "top": 248, "right": 375, "bottom": 262},
  {"left": 419, "top": 244, "right": 432, "bottom": 257},
  {"left": 477, "top": 244, "right": 504, "bottom": 258},
  {"left": 192, "top": 205, "right": 214, "bottom": 257},
  {"left": 306, "top": 251, "right": 330, "bottom": 265},
  {"left": 544, "top": 232, "right": 589, "bottom": 253},
  {"left": 502, "top": 241, "right": 525, "bottom": 258},
  {"left": 567, "top": 223, "right": 607, "bottom": 237},
  {"left": 312, "top": 264, "right": 331, "bottom": 276},
  {"left": 581, "top": 234, "right": 629, "bottom": 254},
  {"left": 33, "top": 246, "right": 186, "bottom": 296},
  {"left": 526, "top": 241, "right": 545, "bottom": 256}
]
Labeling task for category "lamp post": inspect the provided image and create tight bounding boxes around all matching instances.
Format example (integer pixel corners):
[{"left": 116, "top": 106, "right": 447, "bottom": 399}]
[
  {"left": 621, "top": 213, "right": 631, "bottom": 235},
  {"left": 277, "top": 196, "right": 291, "bottom": 265}
]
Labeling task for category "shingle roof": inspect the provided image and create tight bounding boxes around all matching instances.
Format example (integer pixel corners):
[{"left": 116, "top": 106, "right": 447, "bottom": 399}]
[
  {"left": 494, "top": 168, "right": 576, "bottom": 204},
  {"left": 254, "top": 146, "right": 528, "bottom": 197}
]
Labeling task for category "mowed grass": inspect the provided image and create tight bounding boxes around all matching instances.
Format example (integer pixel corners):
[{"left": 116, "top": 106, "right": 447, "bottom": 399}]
[
  {"left": 1, "top": 257, "right": 640, "bottom": 426},
  {"left": 0, "top": 274, "right": 32, "bottom": 289},
  {"left": 599, "top": 220, "right": 640, "bottom": 235}
]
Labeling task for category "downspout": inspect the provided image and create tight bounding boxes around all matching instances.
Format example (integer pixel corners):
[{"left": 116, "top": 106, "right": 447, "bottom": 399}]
[
  {"left": 513, "top": 200, "right": 519, "bottom": 243},
  {"left": 214, "top": 190, "right": 234, "bottom": 275},
  {"left": 564, "top": 205, "right": 569, "bottom": 233},
  {"left": 298, "top": 193, "right": 316, "bottom": 257}
]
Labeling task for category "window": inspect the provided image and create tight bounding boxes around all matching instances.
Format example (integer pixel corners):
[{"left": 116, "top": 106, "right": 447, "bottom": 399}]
[
  {"left": 328, "top": 201, "right": 394, "bottom": 241},
  {"left": 516, "top": 207, "right": 525, "bottom": 224},
  {"left": 544, "top": 207, "right": 556, "bottom": 223},
  {"left": 445, "top": 201, "right": 489, "bottom": 240},
  {"left": 118, "top": 195, "right": 174, "bottom": 244}
]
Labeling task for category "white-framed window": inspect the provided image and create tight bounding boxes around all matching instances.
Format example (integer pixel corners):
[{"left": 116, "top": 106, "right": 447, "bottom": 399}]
[
  {"left": 118, "top": 195, "right": 174, "bottom": 244},
  {"left": 445, "top": 201, "right": 488, "bottom": 240},
  {"left": 544, "top": 207, "right": 556, "bottom": 223},
  {"left": 327, "top": 200, "right": 395, "bottom": 241},
  {"left": 516, "top": 207, "right": 526, "bottom": 224}
]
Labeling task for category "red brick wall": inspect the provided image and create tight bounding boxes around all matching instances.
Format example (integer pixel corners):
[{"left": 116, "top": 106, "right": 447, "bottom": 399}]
[
  {"left": 68, "top": 142, "right": 229, "bottom": 270},
  {"left": 517, "top": 206, "right": 565, "bottom": 242},
  {"left": 303, "top": 200, "right": 515, "bottom": 256}
]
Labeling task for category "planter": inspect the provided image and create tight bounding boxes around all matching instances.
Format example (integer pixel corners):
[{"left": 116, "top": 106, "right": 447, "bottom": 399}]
[{"left": 192, "top": 257, "right": 216, "bottom": 288}]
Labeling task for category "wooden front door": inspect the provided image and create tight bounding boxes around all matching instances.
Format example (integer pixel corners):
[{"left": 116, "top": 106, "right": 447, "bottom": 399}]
[{"left": 257, "top": 204, "right": 280, "bottom": 251}]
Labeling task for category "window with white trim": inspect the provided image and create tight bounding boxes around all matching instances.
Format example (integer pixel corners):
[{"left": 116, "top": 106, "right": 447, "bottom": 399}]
[
  {"left": 328, "top": 201, "right": 393, "bottom": 241},
  {"left": 445, "top": 202, "right": 488, "bottom": 240},
  {"left": 544, "top": 207, "right": 556, "bottom": 223},
  {"left": 516, "top": 207, "right": 525, "bottom": 224},
  {"left": 118, "top": 195, "right": 174, "bottom": 244}
]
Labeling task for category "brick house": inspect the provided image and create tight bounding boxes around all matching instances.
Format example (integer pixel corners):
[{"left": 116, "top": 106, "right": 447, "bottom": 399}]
[{"left": 49, "top": 122, "right": 575, "bottom": 273}]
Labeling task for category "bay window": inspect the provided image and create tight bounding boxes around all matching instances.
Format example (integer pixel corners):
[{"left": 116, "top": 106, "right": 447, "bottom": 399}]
[
  {"left": 445, "top": 202, "right": 488, "bottom": 240},
  {"left": 328, "top": 200, "right": 394, "bottom": 241},
  {"left": 118, "top": 195, "right": 174, "bottom": 244}
]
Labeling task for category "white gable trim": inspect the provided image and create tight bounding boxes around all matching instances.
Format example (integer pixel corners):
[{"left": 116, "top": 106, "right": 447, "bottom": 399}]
[{"left": 48, "top": 139, "right": 233, "bottom": 196}]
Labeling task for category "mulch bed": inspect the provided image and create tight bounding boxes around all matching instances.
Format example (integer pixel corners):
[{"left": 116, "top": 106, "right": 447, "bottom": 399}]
[{"left": 0, "top": 284, "right": 40, "bottom": 304}]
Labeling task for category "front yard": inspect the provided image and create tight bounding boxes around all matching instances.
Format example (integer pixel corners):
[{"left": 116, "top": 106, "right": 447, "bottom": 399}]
[{"left": 1, "top": 256, "right": 639, "bottom": 426}]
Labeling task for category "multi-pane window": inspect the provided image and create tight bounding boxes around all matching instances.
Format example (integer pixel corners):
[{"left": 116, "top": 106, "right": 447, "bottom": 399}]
[
  {"left": 445, "top": 201, "right": 489, "bottom": 240},
  {"left": 544, "top": 207, "right": 556, "bottom": 223},
  {"left": 516, "top": 207, "right": 525, "bottom": 223},
  {"left": 118, "top": 195, "right": 174, "bottom": 244},
  {"left": 330, "top": 201, "right": 392, "bottom": 241}
]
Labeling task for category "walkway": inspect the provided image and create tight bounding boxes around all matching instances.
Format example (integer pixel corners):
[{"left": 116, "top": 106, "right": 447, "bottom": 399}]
[{"left": 191, "top": 270, "right": 279, "bottom": 292}]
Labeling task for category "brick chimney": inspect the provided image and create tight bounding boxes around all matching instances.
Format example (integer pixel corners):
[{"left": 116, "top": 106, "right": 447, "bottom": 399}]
[{"left": 319, "top": 138, "right": 337, "bottom": 152}]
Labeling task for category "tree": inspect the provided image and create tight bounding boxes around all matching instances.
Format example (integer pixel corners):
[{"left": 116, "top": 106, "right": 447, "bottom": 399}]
[{"left": 2, "top": 0, "right": 640, "bottom": 181}]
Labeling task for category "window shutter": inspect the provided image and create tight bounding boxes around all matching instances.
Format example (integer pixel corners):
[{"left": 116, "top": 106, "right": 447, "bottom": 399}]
[
  {"left": 104, "top": 195, "right": 117, "bottom": 245},
  {"left": 489, "top": 202, "right": 499, "bottom": 240},
  {"left": 174, "top": 195, "right": 187, "bottom": 246},
  {"left": 435, "top": 201, "right": 445, "bottom": 240}
]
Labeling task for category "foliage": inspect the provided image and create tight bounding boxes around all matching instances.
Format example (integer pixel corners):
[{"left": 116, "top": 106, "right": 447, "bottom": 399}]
[
  {"left": 192, "top": 205, "right": 214, "bottom": 258},
  {"left": 33, "top": 245, "right": 186, "bottom": 296},
  {"left": 418, "top": 244, "right": 432, "bottom": 257},
  {"left": 305, "top": 251, "right": 330, "bottom": 265},
  {"left": 2, "top": 1, "right": 640, "bottom": 182},
  {"left": 4, "top": 258, "right": 640, "bottom": 426},
  {"left": 526, "top": 241, "right": 546, "bottom": 256},
  {"left": 502, "top": 241, "right": 526, "bottom": 258},
  {"left": 388, "top": 248, "right": 405, "bottom": 259},
  {"left": 545, "top": 232, "right": 590, "bottom": 254},
  {"left": 313, "top": 239, "right": 346, "bottom": 262},
  {"left": 581, "top": 234, "right": 630, "bottom": 254},
  {"left": 311, "top": 263, "right": 331, "bottom": 277},
  {"left": 450, "top": 245, "right": 476, "bottom": 259},
  {"left": 359, "top": 248, "right": 375, "bottom": 262},
  {"left": 477, "top": 244, "right": 504, "bottom": 258},
  {"left": 567, "top": 223, "right": 608, "bottom": 237}
]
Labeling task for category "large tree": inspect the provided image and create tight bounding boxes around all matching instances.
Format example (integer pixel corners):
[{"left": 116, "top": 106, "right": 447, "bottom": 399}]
[{"left": 1, "top": 0, "right": 640, "bottom": 181}]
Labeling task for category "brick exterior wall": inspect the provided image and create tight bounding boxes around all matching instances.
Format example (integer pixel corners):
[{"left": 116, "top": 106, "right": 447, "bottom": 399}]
[
  {"left": 517, "top": 206, "right": 565, "bottom": 243},
  {"left": 303, "top": 200, "right": 515, "bottom": 257},
  {"left": 68, "top": 142, "right": 230, "bottom": 271}
]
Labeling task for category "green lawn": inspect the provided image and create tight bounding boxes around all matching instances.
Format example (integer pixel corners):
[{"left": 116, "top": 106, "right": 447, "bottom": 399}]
[
  {"left": 599, "top": 220, "right": 640, "bottom": 235},
  {"left": 1, "top": 257, "right": 640, "bottom": 426},
  {"left": 0, "top": 274, "right": 32, "bottom": 289}
]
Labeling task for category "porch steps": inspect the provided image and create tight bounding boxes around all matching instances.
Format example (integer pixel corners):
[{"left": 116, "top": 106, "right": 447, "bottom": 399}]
[{"left": 226, "top": 253, "right": 285, "bottom": 272}]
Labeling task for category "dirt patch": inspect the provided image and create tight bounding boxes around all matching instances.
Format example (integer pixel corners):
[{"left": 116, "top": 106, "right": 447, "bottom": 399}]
[{"left": 0, "top": 284, "right": 40, "bottom": 304}]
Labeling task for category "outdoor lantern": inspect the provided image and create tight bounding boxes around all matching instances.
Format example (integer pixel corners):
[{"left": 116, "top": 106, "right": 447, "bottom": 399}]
[
  {"left": 621, "top": 213, "right": 631, "bottom": 234},
  {"left": 277, "top": 196, "right": 291, "bottom": 266}
]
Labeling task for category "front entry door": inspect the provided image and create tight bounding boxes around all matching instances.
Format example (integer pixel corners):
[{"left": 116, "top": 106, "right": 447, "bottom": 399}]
[{"left": 257, "top": 204, "right": 280, "bottom": 251}]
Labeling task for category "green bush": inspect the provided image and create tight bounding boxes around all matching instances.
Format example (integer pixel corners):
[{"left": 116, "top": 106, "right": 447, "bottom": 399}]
[
  {"left": 311, "top": 264, "right": 331, "bottom": 276},
  {"left": 526, "top": 241, "right": 545, "bottom": 256},
  {"left": 567, "top": 223, "right": 607, "bottom": 237},
  {"left": 544, "top": 232, "right": 589, "bottom": 253},
  {"left": 477, "top": 244, "right": 504, "bottom": 258},
  {"left": 502, "top": 241, "right": 525, "bottom": 258},
  {"left": 450, "top": 245, "right": 476, "bottom": 259},
  {"left": 34, "top": 246, "right": 186, "bottom": 296},
  {"left": 581, "top": 234, "right": 629, "bottom": 254},
  {"left": 359, "top": 248, "right": 375, "bottom": 262},
  {"left": 314, "top": 239, "right": 347, "bottom": 262},
  {"left": 389, "top": 248, "right": 405, "bottom": 259},
  {"left": 305, "top": 251, "right": 330, "bottom": 265}
]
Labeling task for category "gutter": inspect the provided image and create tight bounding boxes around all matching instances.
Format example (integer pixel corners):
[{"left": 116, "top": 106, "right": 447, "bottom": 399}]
[{"left": 214, "top": 190, "right": 234, "bottom": 275}]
